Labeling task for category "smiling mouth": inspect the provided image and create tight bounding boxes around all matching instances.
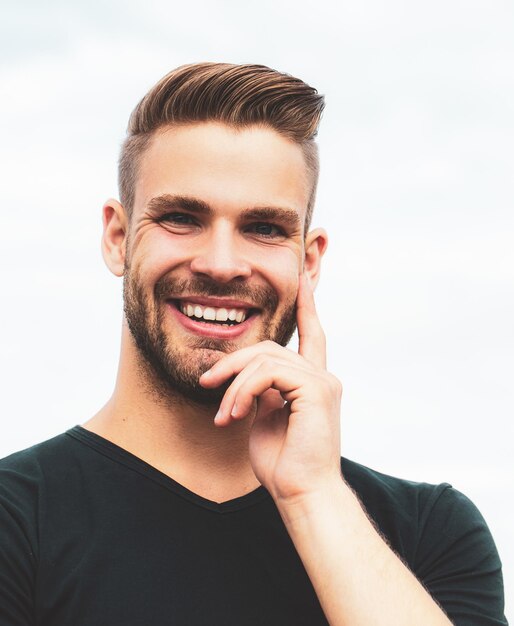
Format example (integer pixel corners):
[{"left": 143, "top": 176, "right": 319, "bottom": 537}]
[{"left": 170, "top": 300, "right": 260, "bottom": 327}]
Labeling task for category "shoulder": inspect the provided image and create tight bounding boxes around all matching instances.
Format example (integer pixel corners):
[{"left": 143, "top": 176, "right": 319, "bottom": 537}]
[
  {"left": 341, "top": 457, "right": 507, "bottom": 623},
  {"left": 341, "top": 456, "right": 494, "bottom": 538},
  {"left": 341, "top": 456, "right": 445, "bottom": 501},
  {"left": 0, "top": 432, "right": 84, "bottom": 621},
  {"left": 0, "top": 433, "right": 75, "bottom": 605},
  {"left": 340, "top": 457, "right": 450, "bottom": 534},
  {"left": 0, "top": 430, "right": 80, "bottom": 515},
  {"left": 0, "top": 430, "right": 76, "bottom": 478},
  {"left": 340, "top": 456, "right": 491, "bottom": 554}
]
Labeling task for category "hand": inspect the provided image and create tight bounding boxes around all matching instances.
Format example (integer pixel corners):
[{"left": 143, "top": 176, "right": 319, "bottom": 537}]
[{"left": 199, "top": 273, "right": 343, "bottom": 503}]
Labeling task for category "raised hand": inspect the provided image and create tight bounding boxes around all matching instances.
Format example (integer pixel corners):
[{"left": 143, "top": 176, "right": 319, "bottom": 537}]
[{"left": 199, "top": 272, "right": 343, "bottom": 503}]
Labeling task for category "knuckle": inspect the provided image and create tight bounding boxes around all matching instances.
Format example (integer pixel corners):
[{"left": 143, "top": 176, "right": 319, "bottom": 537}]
[
  {"left": 256, "top": 358, "right": 274, "bottom": 373},
  {"left": 254, "top": 354, "right": 269, "bottom": 368}
]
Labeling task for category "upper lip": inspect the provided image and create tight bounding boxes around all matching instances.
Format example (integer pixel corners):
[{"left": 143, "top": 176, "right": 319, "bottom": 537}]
[{"left": 171, "top": 296, "right": 259, "bottom": 310}]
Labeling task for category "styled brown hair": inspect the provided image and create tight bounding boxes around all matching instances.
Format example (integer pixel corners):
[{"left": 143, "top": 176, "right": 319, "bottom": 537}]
[{"left": 119, "top": 62, "right": 325, "bottom": 230}]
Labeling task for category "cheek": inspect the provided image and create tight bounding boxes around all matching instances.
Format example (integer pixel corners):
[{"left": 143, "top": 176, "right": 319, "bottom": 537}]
[
  {"left": 131, "top": 234, "right": 187, "bottom": 280},
  {"left": 257, "top": 247, "right": 300, "bottom": 301}
]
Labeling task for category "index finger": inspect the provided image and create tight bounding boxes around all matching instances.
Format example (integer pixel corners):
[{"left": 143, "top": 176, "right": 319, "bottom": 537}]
[{"left": 297, "top": 272, "right": 326, "bottom": 369}]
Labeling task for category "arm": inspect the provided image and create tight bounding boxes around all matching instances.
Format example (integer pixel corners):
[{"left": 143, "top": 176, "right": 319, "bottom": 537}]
[
  {"left": 276, "top": 477, "right": 452, "bottom": 626},
  {"left": 200, "top": 274, "right": 505, "bottom": 625}
]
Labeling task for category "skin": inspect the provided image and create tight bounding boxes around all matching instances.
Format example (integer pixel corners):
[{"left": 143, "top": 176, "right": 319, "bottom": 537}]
[
  {"left": 85, "top": 121, "right": 329, "bottom": 502},
  {"left": 85, "top": 121, "right": 452, "bottom": 624}
]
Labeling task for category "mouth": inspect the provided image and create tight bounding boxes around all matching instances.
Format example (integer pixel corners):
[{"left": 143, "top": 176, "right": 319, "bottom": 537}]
[{"left": 167, "top": 298, "right": 261, "bottom": 338}]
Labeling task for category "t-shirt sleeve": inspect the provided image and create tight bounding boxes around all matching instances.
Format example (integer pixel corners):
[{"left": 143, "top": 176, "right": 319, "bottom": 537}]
[
  {"left": 0, "top": 466, "right": 37, "bottom": 625},
  {"left": 414, "top": 485, "right": 508, "bottom": 626}
]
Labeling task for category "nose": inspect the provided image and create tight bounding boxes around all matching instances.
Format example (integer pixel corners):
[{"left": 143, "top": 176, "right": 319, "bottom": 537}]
[{"left": 189, "top": 222, "right": 252, "bottom": 283}]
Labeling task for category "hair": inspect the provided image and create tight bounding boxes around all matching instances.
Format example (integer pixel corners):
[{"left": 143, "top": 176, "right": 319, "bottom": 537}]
[{"left": 118, "top": 62, "right": 325, "bottom": 231}]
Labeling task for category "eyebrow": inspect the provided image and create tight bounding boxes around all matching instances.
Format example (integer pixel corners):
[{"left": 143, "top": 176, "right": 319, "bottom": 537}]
[
  {"left": 146, "top": 194, "right": 302, "bottom": 229},
  {"left": 241, "top": 206, "right": 301, "bottom": 229},
  {"left": 147, "top": 194, "right": 212, "bottom": 215}
]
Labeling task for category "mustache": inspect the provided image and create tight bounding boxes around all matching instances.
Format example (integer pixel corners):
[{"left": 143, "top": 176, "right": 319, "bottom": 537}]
[{"left": 154, "top": 275, "right": 279, "bottom": 312}]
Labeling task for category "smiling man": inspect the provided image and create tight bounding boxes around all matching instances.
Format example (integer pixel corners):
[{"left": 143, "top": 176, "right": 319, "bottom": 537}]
[{"left": 0, "top": 63, "right": 507, "bottom": 625}]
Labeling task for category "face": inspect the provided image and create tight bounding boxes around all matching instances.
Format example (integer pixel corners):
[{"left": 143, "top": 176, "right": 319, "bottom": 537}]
[{"left": 121, "top": 122, "right": 314, "bottom": 406}]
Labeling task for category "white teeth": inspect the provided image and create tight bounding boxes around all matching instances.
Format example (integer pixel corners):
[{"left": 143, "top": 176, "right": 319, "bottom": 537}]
[
  {"left": 203, "top": 307, "right": 216, "bottom": 320},
  {"left": 215, "top": 308, "right": 228, "bottom": 321},
  {"left": 179, "top": 302, "right": 248, "bottom": 324}
]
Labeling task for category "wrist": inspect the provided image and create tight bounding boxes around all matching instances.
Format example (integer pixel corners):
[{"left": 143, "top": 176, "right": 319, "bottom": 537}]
[{"left": 275, "top": 472, "right": 356, "bottom": 528}]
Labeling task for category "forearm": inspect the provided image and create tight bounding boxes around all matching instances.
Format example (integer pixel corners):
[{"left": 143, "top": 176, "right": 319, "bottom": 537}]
[{"left": 276, "top": 477, "right": 453, "bottom": 626}]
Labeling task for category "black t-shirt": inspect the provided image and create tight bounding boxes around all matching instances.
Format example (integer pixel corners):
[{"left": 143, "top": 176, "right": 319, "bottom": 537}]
[{"left": 0, "top": 427, "right": 507, "bottom": 625}]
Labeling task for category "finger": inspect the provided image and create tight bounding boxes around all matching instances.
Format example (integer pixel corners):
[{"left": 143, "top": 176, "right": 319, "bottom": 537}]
[
  {"left": 213, "top": 356, "right": 270, "bottom": 426},
  {"left": 297, "top": 272, "right": 326, "bottom": 369},
  {"left": 231, "top": 360, "right": 330, "bottom": 423},
  {"left": 214, "top": 355, "right": 302, "bottom": 426},
  {"left": 226, "top": 360, "right": 302, "bottom": 423},
  {"left": 200, "top": 340, "right": 298, "bottom": 388}
]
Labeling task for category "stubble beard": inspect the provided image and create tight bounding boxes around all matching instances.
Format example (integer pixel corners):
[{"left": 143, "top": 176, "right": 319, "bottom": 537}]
[{"left": 122, "top": 264, "right": 297, "bottom": 409}]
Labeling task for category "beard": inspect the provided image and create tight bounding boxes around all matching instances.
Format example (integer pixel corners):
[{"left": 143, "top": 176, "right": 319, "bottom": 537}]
[{"left": 122, "top": 264, "right": 297, "bottom": 408}]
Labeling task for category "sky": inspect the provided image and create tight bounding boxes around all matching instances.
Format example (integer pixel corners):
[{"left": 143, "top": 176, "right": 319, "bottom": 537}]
[{"left": 1, "top": 0, "right": 513, "bottom": 614}]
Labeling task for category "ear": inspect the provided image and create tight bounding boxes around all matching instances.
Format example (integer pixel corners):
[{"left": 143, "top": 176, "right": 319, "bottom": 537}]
[
  {"left": 303, "top": 227, "right": 328, "bottom": 290},
  {"left": 101, "top": 199, "right": 129, "bottom": 277}
]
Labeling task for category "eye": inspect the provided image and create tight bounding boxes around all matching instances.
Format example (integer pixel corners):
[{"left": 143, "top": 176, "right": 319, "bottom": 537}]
[
  {"left": 159, "top": 212, "right": 196, "bottom": 225},
  {"left": 246, "top": 222, "right": 285, "bottom": 239}
]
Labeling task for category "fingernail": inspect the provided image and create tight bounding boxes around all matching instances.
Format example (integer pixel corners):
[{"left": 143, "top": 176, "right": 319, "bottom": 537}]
[
  {"left": 214, "top": 410, "right": 222, "bottom": 423},
  {"left": 230, "top": 403, "right": 238, "bottom": 418}
]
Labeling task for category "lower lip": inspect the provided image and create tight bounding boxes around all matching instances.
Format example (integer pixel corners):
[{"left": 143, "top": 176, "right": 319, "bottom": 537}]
[{"left": 167, "top": 302, "right": 258, "bottom": 339}]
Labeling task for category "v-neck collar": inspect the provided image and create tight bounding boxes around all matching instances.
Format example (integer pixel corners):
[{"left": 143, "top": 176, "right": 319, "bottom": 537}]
[{"left": 66, "top": 425, "right": 271, "bottom": 513}]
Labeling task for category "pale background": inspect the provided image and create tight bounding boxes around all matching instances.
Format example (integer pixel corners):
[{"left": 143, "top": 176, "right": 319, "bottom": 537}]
[{"left": 0, "top": 0, "right": 512, "bottom": 617}]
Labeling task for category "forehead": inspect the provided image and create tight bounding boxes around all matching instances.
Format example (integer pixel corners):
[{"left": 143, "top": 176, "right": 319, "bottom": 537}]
[{"left": 133, "top": 122, "right": 310, "bottom": 221}]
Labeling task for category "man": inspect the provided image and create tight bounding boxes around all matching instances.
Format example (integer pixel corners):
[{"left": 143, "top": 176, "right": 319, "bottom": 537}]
[{"left": 0, "top": 63, "right": 507, "bottom": 625}]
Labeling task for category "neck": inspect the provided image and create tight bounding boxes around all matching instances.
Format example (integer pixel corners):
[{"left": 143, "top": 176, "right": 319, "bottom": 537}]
[{"left": 84, "top": 326, "right": 260, "bottom": 502}]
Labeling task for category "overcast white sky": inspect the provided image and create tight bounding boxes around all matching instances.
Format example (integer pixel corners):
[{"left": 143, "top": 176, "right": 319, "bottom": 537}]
[{"left": 1, "top": 0, "right": 513, "bottom": 614}]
